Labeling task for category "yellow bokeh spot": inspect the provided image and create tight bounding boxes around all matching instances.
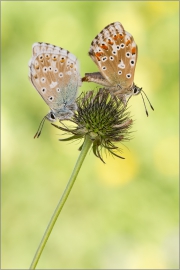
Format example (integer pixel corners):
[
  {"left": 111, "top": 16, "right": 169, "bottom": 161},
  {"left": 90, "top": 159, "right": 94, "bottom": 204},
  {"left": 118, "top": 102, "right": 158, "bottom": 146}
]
[
  {"left": 154, "top": 136, "right": 179, "bottom": 177},
  {"left": 96, "top": 150, "right": 139, "bottom": 186},
  {"left": 148, "top": 1, "right": 178, "bottom": 15}
]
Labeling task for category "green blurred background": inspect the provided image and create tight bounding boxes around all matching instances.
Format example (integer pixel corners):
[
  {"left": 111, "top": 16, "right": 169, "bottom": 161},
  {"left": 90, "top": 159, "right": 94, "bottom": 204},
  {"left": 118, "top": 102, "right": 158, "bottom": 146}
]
[{"left": 2, "top": 1, "right": 179, "bottom": 269}]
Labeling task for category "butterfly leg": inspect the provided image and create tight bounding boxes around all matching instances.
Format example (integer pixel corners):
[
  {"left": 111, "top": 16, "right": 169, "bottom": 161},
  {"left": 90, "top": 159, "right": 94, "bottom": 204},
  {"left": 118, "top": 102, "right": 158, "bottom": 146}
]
[{"left": 82, "top": 72, "right": 112, "bottom": 87}]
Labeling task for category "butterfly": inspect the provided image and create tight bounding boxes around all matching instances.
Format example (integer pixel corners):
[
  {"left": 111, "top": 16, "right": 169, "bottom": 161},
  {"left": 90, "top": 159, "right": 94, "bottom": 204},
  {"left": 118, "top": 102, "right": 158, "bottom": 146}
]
[
  {"left": 82, "top": 21, "right": 154, "bottom": 115},
  {"left": 28, "top": 42, "right": 81, "bottom": 138}
]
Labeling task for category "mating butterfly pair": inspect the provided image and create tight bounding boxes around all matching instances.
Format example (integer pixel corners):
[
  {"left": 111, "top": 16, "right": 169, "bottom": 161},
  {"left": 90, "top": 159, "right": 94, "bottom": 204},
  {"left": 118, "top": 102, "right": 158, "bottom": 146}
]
[{"left": 28, "top": 21, "right": 153, "bottom": 138}]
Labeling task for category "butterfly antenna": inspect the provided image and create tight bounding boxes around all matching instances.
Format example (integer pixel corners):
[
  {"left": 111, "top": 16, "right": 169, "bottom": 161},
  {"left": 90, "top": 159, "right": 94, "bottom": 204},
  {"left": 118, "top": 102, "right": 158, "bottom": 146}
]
[
  {"left": 34, "top": 117, "right": 46, "bottom": 139},
  {"left": 141, "top": 90, "right": 154, "bottom": 111},
  {"left": 140, "top": 90, "right": 154, "bottom": 117},
  {"left": 140, "top": 92, "right": 149, "bottom": 117}
]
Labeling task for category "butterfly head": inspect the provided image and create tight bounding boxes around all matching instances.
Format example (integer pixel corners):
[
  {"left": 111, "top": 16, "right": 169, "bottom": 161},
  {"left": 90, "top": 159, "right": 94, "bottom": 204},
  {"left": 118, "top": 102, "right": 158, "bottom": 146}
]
[
  {"left": 131, "top": 84, "right": 154, "bottom": 117},
  {"left": 46, "top": 111, "right": 57, "bottom": 122},
  {"left": 132, "top": 84, "right": 142, "bottom": 96}
]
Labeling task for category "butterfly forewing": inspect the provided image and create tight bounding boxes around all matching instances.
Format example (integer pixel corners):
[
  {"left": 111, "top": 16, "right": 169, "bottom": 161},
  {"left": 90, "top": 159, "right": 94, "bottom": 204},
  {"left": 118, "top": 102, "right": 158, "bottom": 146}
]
[
  {"left": 88, "top": 22, "right": 138, "bottom": 89},
  {"left": 29, "top": 42, "right": 81, "bottom": 112}
]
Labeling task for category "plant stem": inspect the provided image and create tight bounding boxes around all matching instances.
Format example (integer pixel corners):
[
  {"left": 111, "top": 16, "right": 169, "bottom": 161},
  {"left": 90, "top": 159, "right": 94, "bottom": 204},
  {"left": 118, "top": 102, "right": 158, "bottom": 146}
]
[{"left": 29, "top": 136, "right": 92, "bottom": 269}]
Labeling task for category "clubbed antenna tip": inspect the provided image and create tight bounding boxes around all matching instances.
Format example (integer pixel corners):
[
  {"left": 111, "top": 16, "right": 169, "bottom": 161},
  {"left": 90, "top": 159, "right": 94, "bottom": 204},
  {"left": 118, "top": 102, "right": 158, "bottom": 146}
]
[{"left": 34, "top": 117, "right": 46, "bottom": 139}]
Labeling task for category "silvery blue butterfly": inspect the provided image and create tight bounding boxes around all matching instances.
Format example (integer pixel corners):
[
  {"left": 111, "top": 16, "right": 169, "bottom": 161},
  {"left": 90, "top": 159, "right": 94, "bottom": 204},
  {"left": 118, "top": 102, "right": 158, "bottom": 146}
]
[
  {"left": 82, "top": 22, "right": 154, "bottom": 115},
  {"left": 28, "top": 42, "right": 81, "bottom": 138}
]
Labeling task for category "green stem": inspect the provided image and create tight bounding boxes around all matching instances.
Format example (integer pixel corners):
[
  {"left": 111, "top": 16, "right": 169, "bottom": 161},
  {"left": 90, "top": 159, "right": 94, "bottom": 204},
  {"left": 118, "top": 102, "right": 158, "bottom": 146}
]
[{"left": 29, "top": 136, "right": 92, "bottom": 269}]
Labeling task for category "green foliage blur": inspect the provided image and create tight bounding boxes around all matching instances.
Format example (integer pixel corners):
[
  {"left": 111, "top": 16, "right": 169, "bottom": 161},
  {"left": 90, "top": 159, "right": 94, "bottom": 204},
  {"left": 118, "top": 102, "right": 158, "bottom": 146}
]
[{"left": 2, "top": 1, "right": 179, "bottom": 269}]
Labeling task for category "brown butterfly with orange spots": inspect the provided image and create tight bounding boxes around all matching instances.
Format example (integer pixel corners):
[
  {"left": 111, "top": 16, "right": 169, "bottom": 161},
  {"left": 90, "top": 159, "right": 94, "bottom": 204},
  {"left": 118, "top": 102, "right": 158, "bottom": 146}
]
[{"left": 82, "top": 22, "right": 154, "bottom": 115}]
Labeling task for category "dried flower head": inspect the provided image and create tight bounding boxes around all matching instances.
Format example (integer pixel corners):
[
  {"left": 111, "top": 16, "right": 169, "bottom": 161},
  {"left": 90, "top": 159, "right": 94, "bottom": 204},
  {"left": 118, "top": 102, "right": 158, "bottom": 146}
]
[{"left": 52, "top": 88, "right": 133, "bottom": 163}]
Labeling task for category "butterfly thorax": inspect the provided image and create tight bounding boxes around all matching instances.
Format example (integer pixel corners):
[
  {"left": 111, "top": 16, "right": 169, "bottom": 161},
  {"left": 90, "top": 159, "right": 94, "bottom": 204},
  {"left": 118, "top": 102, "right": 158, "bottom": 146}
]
[{"left": 114, "top": 83, "right": 142, "bottom": 104}]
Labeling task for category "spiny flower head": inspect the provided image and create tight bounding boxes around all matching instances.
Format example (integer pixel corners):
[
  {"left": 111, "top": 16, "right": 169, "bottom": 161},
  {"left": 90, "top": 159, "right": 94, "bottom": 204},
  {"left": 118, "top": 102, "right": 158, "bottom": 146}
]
[{"left": 52, "top": 88, "right": 133, "bottom": 163}]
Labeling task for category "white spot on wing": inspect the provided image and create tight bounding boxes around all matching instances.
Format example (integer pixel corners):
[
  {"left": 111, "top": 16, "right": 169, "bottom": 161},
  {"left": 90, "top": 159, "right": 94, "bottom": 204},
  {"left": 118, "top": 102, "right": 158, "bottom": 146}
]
[
  {"left": 118, "top": 60, "right": 125, "bottom": 69},
  {"left": 50, "top": 81, "right": 58, "bottom": 88}
]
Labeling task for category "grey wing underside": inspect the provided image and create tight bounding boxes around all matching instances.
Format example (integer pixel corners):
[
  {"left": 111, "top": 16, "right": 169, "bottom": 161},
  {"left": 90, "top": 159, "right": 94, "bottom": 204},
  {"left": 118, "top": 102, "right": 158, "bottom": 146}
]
[{"left": 28, "top": 42, "right": 81, "bottom": 112}]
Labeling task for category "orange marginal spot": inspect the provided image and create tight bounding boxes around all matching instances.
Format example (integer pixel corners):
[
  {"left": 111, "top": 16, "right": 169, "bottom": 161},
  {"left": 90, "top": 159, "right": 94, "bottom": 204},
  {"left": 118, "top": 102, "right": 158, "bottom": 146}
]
[
  {"left": 113, "top": 35, "right": 118, "bottom": 40},
  {"left": 70, "top": 63, "right": 74, "bottom": 68},
  {"left": 35, "top": 65, "right": 40, "bottom": 70},
  {"left": 113, "top": 34, "right": 123, "bottom": 40},
  {"left": 100, "top": 44, "right": 108, "bottom": 50},
  {"left": 95, "top": 52, "right": 103, "bottom": 61},
  {"left": 119, "top": 33, "right": 124, "bottom": 39},
  {"left": 107, "top": 39, "right": 114, "bottom": 45},
  {"left": 60, "top": 58, "right": 65, "bottom": 63},
  {"left": 132, "top": 47, "right": 136, "bottom": 55},
  {"left": 126, "top": 40, "right": 131, "bottom": 46},
  {"left": 34, "top": 74, "right": 38, "bottom": 79}
]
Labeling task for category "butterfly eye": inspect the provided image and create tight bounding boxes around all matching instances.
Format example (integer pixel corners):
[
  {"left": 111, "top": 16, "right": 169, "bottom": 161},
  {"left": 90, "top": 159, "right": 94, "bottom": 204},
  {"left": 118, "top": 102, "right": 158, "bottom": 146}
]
[
  {"left": 102, "top": 66, "right": 107, "bottom": 70},
  {"left": 109, "top": 56, "right": 114, "bottom": 61},
  {"left": 134, "top": 88, "right": 138, "bottom": 94},
  {"left": 48, "top": 66, "right": 52, "bottom": 71},
  {"left": 118, "top": 70, "right": 122, "bottom": 75},
  {"left": 54, "top": 68, "right": 58, "bottom": 73},
  {"left": 59, "top": 72, "right": 63, "bottom": 78},
  {"left": 56, "top": 88, "right": 61, "bottom": 93},
  {"left": 51, "top": 112, "right": 56, "bottom": 120},
  {"left": 120, "top": 43, "right": 125, "bottom": 48},
  {"left": 116, "top": 45, "right": 120, "bottom": 50}
]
